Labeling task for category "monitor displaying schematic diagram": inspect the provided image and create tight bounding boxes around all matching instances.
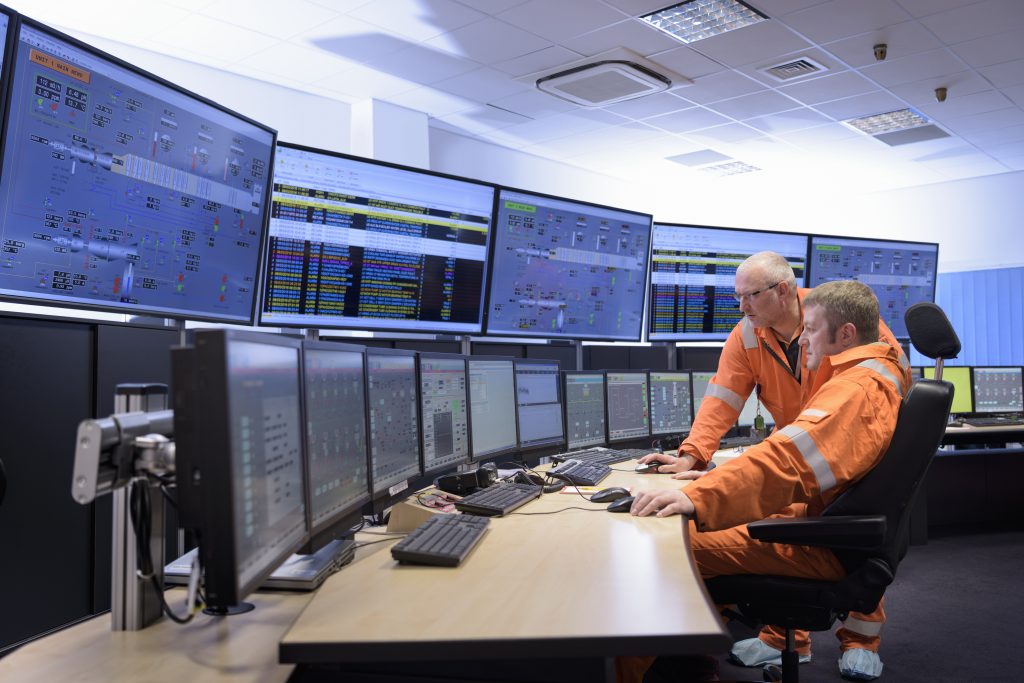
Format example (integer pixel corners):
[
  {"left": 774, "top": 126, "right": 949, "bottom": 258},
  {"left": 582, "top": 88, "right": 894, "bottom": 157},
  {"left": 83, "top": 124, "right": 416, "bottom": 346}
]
[
  {"left": 484, "top": 188, "right": 652, "bottom": 341},
  {"left": 0, "top": 20, "right": 276, "bottom": 322},
  {"left": 807, "top": 236, "right": 938, "bottom": 339}
]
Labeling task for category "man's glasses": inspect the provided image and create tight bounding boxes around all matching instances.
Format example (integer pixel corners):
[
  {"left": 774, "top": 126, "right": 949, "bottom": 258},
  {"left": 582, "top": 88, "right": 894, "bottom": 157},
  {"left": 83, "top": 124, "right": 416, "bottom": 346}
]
[{"left": 732, "top": 281, "right": 782, "bottom": 302}]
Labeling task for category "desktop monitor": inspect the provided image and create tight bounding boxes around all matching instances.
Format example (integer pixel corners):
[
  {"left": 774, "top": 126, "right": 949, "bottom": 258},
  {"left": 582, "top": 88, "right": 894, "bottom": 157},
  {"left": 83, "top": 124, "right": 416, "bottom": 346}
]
[
  {"left": 467, "top": 357, "right": 518, "bottom": 461},
  {"left": 513, "top": 358, "right": 564, "bottom": 451},
  {"left": 484, "top": 187, "right": 653, "bottom": 341},
  {"left": 972, "top": 367, "right": 1024, "bottom": 414},
  {"left": 0, "top": 20, "right": 276, "bottom": 323},
  {"left": 648, "top": 224, "right": 808, "bottom": 341},
  {"left": 808, "top": 235, "right": 938, "bottom": 339},
  {"left": 924, "top": 366, "right": 972, "bottom": 415},
  {"left": 301, "top": 340, "right": 371, "bottom": 551},
  {"left": 417, "top": 353, "right": 471, "bottom": 474},
  {"left": 171, "top": 330, "right": 307, "bottom": 611},
  {"left": 606, "top": 371, "right": 650, "bottom": 443},
  {"left": 0, "top": 8, "right": 14, "bottom": 170},
  {"left": 260, "top": 142, "right": 496, "bottom": 334},
  {"left": 691, "top": 371, "right": 715, "bottom": 416},
  {"left": 364, "top": 348, "right": 421, "bottom": 497},
  {"left": 563, "top": 371, "right": 606, "bottom": 450},
  {"left": 648, "top": 371, "right": 693, "bottom": 436}
]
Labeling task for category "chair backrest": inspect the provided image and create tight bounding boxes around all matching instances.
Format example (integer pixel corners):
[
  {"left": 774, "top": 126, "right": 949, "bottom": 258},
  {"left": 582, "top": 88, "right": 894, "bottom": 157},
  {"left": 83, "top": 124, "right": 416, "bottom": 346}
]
[{"left": 0, "top": 457, "right": 6, "bottom": 507}]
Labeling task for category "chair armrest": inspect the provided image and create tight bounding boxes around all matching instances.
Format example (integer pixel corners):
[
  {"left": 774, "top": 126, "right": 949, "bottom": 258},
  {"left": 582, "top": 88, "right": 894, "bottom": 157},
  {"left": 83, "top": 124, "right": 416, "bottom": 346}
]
[{"left": 747, "top": 515, "right": 886, "bottom": 550}]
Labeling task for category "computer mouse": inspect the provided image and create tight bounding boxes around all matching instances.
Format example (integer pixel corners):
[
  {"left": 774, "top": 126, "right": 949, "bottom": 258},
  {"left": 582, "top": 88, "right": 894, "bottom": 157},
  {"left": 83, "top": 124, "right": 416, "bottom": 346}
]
[
  {"left": 634, "top": 461, "right": 660, "bottom": 474},
  {"left": 606, "top": 496, "right": 635, "bottom": 513},
  {"left": 591, "top": 486, "right": 630, "bottom": 503}
]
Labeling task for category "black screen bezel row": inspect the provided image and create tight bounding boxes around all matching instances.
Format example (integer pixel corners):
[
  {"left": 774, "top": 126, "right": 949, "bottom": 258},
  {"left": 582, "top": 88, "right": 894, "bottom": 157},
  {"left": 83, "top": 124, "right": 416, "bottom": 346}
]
[
  {"left": 0, "top": 15, "right": 278, "bottom": 325},
  {"left": 0, "top": 5, "right": 19, "bottom": 186}
]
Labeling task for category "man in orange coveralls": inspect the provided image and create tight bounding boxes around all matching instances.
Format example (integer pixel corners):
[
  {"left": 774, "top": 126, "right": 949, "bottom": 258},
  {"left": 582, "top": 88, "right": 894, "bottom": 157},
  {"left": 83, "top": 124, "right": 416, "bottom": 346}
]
[
  {"left": 637, "top": 253, "right": 909, "bottom": 680},
  {"left": 629, "top": 280, "right": 905, "bottom": 683}
]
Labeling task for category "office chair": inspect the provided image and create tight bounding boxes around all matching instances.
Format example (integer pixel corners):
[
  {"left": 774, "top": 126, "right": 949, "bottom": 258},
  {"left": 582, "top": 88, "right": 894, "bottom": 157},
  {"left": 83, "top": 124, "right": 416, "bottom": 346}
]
[
  {"left": 704, "top": 303, "right": 959, "bottom": 683},
  {"left": 0, "top": 456, "right": 5, "bottom": 507}
]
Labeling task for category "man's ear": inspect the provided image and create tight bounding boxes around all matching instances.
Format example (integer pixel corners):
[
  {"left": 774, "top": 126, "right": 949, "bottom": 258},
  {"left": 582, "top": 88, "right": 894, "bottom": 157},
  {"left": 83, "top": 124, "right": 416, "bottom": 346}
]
[{"left": 837, "top": 321, "right": 858, "bottom": 347}]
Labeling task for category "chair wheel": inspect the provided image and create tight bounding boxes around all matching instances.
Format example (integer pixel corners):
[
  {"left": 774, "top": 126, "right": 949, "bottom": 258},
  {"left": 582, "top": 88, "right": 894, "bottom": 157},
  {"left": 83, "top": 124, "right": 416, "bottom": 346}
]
[{"left": 763, "top": 664, "right": 783, "bottom": 681}]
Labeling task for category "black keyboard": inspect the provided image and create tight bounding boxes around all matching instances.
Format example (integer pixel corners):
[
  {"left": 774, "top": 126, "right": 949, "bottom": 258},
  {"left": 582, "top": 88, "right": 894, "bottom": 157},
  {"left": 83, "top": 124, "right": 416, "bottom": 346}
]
[
  {"left": 616, "top": 448, "right": 659, "bottom": 460},
  {"left": 719, "top": 435, "right": 757, "bottom": 449},
  {"left": 454, "top": 482, "right": 542, "bottom": 517},
  {"left": 548, "top": 459, "right": 611, "bottom": 486},
  {"left": 390, "top": 514, "right": 490, "bottom": 567},
  {"left": 554, "top": 447, "right": 631, "bottom": 466},
  {"left": 959, "top": 416, "right": 1024, "bottom": 427}
]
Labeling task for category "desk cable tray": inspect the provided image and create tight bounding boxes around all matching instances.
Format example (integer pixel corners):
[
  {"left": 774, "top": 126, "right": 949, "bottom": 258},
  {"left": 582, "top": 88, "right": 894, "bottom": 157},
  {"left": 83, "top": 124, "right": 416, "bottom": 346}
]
[
  {"left": 390, "top": 514, "right": 491, "bottom": 567},
  {"left": 548, "top": 459, "right": 611, "bottom": 487},
  {"left": 454, "top": 482, "right": 542, "bottom": 517}
]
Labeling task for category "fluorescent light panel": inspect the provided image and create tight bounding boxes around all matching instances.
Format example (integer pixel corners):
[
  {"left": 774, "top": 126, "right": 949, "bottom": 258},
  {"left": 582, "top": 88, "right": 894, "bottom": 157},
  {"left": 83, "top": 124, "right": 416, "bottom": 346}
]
[
  {"left": 641, "top": 0, "right": 768, "bottom": 44},
  {"left": 699, "top": 160, "right": 761, "bottom": 176},
  {"left": 845, "top": 108, "right": 930, "bottom": 136}
]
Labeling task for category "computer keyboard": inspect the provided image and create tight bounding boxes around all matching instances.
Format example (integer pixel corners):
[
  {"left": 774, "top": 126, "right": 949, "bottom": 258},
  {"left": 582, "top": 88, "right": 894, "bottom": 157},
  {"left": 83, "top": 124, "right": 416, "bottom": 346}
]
[
  {"left": 615, "top": 447, "right": 660, "bottom": 460},
  {"left": 958, "top": 416, "right": 1024, "bottom": 427},
  {"left": 553, "top": 447, "right": 631, "bottom": 466},
  {"left": 719, "top": 435, "right": 757, "bottom": 449},
  {"left": 548, "top": 459, "right": 611, "bottom": 486},
  {"left": 454, "top": 482, "right": 542, "bottom": 517},
  {"left": 390, "top": 514, "right": 491, "bottom": 567}
]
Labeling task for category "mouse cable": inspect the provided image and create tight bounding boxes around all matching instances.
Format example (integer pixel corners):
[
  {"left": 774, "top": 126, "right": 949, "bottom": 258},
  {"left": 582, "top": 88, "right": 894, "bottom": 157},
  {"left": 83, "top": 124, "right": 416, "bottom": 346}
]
[
  {"left": 352, "top": 536, "right": 405, "bottom": 551},
  {"left": 544, "top": 472, "right": 607, "bottom": 503},
  {"left": 509, "top": 506, "right": 606, "bottom": 516}
]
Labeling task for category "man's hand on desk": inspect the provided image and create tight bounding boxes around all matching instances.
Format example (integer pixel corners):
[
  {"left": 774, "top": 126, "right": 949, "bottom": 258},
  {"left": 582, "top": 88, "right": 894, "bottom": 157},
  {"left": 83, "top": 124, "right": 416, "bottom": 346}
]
[
  {"left": 669, "top": 469, "right": 708, "bottom": 481},
  {"left": 637, "top": 452, "right": 697, "bottom": 474},
  {"left": 630, "top": 489, "right": 695, "bottom": 518}
]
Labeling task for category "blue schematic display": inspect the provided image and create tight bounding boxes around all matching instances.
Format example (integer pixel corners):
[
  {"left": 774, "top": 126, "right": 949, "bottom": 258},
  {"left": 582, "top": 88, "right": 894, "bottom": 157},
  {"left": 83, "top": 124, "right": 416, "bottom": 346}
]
[
  {"left": 0, "top": 24, "right": 275, "bottom": 322},
  {"left": 261, "top": 144, "right": 495, "bottom": 334},
  {"left": 808, "top": 236, "right": 938, "bottom": 339},
  {"left": 648, "top": 224, "right": 808, "bottom": 341},
  {"left": 486, "top": 189, "right": 652, "bottom": 341}
]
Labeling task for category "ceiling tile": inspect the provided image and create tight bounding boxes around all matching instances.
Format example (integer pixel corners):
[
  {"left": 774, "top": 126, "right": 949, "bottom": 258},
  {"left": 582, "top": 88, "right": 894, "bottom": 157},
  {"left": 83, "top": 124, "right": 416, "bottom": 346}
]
[
  {"left": 348, "top": 0, "right": 486, "bottom": 42},
  {"left": 496, "top": 0, "right": 624, "bottom": 42},
  {"left": 783, "top": 0, "right": 911, "bottom": 44},
  {"left": 916, "top": 89, "right": 1013, "bottom": 120},
  {"left": 646, "top": 106, "right": 731, "bottom": 133},
  {"left": 386, "top": 87, "right": 477, "bottom": 117},
  {"left": 151, "top": 15, "right": 280, "bottom": 63},
  {"left": 434, "top": 66, "right": 533, "bottom": 102},
  {"left": 943, "top": 107, "right": 1024, "bottom": 134},
  {"left": 778, "top": 71, "right": 877, "bottom": 105},
  {"left": 562, "top": 18, "right": 682, "bottom": 57},
  {"left": 298, "top": 15, "right": 412, "bottom": 63},
  {"left": 451, "top": 0, "right": 529, "bottom": 13},
  {"left": 425, "top": 17, "right": 552, "bottom": 64},
  {"left": 491, "top": 46, "right": 584, "bottom": 77},
  {"left": 27, "top": 1, "right": 191, "bottom": 41},
  {"left": 959, "top": 122, "right": 1024, "bottom": 145},
  {"left": 314, "top": 64, "right": 417, "bottom": 100},
  {"left": 436, "top": 105, "right": 531, "bottom": 135},
  {"left": 199, "top": 0, "right": 338, "bottom": 39},
  {"left": 812, "top": 90, "right": 905, "bottom": 119},
  {"left": 233, "top": 42, "right": 359, "bottom": 84},
  {"left": 860, "top": 48, "right": 968, "bottom": 87},
  {"left": 919, "top": 0, "right": 1024, "bottom": 44},
  {"left": 1004, "top": 84, "right": 1024, "bottom": 108},
  {"left": 689, "top": 20, "right": 812, "bottom": 68},
  {"left": 647, "top": 45, "right": 726, "bottom": 81},
  {"left": 745, "top": 107, "right": 833, "bottom": 134},
  {"left": 708, "top": 90, "right": 799, "bottom": 119},
  {"left": 305, "top": 0, "right": 373, "bottom": 11},
  {"left": 487, "top": 88, "right": 579, "bottom": 118},
  {"left": 978, "top": 59, "right": 1024, "bottom": 88},
  {"left": 602, "top": 92, "right": 691, "bottom": 119},
  {"left": 820, "top": 20, "right": 943, "bottom": 69},
  {"left": 598, "top": 0, "right": 676, "bottom": 17},
  {"left": 776, "top": 122, "right": 860, "bottom": 147},
  {"left": 686, "top": 122, "right": 766, "bottom": 144},
  {"left": 950, "top": 28, "right": 1024, "bottom": 68},
  {"left": 500, "top": 110, "right": 627, "bottom": 143},
  {"left": 754, "top": 0, "right": 833, "bottom": 16},
  {"left": 892, "top": 0, "right": 985, "bottom": 19},
  {"left": 365, "top": 44, "right": 480, "bottom": 85},
  {"left": 887, "top": 70, "right": 992, "bottom": 107},
  {"left": 676, "top": 71, "right": 767, "bottom": 105}
]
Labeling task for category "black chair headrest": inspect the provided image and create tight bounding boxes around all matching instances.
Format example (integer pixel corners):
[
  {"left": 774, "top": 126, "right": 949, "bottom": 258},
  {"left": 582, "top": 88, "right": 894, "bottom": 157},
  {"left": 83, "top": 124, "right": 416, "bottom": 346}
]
[{"left": 905, "top": 303, "right": 960, "bottom": 360}]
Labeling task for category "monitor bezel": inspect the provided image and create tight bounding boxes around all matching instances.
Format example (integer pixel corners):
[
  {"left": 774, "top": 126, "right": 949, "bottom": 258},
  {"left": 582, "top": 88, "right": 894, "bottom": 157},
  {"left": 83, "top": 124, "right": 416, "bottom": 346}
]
[
  {"left": 646, "top": 222, "right": 811, "bottom": 342},
  {"left": 970, "top": 365, "right": 1024, "bottom": 415},
  {"left": 466, "top": 355, "right": 521, "bottom": 462},
  {"left": 482, "top": 184, "right": 654, "bottom": 342},
  {"left": 0, "top": 6, "right": 19, "bottom": 186},
  {"left": 562, "top": 369, "right": 607, "bottom": 451},
  {"left": 416, "top": 351, "right": 473, "bottom": 475},
  {"left": 258, "top": 140, "right": 498, "bottom": 335},
  {"left": 647, "top": 369, "right": 694, "bottom": 436},
  {"left": 0, "top": 17, "right": 278, "bottom": 325},
  {"left": 299, "top": 339, "right": 372, "bottom": 550},
  {"left": 604, "top": 369, "right": 652, "bottom": 444},
  {"left": 512, "top": 357, "right": 565, "bottom": 452},
  {"left": 363, "top": 346, "right": 423, "bottom": 499}
]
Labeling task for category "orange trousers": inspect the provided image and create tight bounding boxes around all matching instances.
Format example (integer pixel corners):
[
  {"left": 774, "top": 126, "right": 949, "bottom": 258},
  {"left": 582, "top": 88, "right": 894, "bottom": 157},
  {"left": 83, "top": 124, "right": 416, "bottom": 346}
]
[{"left": 691, "top": 520, "right": 885, "bottom": 654}]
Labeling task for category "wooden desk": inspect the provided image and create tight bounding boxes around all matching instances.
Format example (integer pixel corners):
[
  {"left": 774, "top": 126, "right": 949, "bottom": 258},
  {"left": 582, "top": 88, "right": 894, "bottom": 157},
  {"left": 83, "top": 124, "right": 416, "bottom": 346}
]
[{"left": 280, "top": 465, "right": 730, "bottom": 679}]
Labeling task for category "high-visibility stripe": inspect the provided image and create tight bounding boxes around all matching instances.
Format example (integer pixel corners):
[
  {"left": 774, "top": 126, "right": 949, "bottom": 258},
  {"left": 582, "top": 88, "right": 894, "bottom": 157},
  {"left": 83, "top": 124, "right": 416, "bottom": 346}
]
[
  {"left": 897, "top": 352, "right": 910, "bottom": 370},
  {"left": 706, "top": 383, "right": 746, "bottom": 412},
  {"left": 842, "top": 615, "right": 884, "bottom": 637},
  {"left": 857, "top": 359, "right": 904, "bottom": 397},
  {"left": 740, "top": 317, "right": 758, "bottom": 349},
  {"left": 779, "top": 424, "right": 836, "bottom": 493},
  {"left": 801, "top": 408, "right": 828, "bottom": 418}
]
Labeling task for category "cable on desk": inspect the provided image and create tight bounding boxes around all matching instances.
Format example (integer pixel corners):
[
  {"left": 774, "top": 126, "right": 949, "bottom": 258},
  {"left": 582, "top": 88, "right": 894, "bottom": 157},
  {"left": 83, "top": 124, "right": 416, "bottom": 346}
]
[
  {"left": 509, "top": 507, "right": 606, "bottom": 516},
  {"left": 353, "top": 536, "right": 405, "bottom": 550}
]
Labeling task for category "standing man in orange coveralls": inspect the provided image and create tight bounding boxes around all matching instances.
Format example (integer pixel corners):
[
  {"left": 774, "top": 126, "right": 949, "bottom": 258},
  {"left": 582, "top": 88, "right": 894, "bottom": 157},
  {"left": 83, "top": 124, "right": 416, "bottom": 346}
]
[
  {"left": 629, "top": 280, "right": 904, "bottom": 682},
  {"left": 638, "top": 257, "right": 909, "bottom": 681}
]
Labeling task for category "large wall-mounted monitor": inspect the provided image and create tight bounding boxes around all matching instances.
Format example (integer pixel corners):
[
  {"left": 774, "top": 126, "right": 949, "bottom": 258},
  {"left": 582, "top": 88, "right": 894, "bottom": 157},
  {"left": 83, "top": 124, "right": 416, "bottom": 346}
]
[
  {"left": 485, "top": 188, "right": 652, "bottom": 341},
  {"left": 648, "top": 371, "right": 693, "bottom": 436},
  {"left": 418, "top": 353, "right": 471, "bottom": 474},
  {"left": 467, "top": 357, "right": 518, "bottom": 461},
  {"left": 563, "top": 371, "right": 606, "bottom": 450},
  {"left": 807, "top": 236, "right": 938, "bottom": 339},
  {"left": 301, "top": 340, "right": 370, "bottom": 551},
  {"left": 0, "top": 21, "right": 276, "bottom": 323},
  {"left": 172, "top": 330, "right": 308, "bottom": 611},
  {"left": 648, "top": 224, "right": 808, "bottom": 341},
  {"left": 606, "top": 371, "right": 650, "bottom": 443},
  {"left": 364, "top": 348, "right": 421, "bottom": 497},
  {"left": 924, "top": 366, "right": 972, "bottom": 415},
  {"left": 513, "top": 358, "right": 564, "bottom": 451},
  {"left": 972, "top": 367, "right": 1023, "bottom": 414},
  {"left": 260, "top": 143, "right": 495, "bottom": 334}
]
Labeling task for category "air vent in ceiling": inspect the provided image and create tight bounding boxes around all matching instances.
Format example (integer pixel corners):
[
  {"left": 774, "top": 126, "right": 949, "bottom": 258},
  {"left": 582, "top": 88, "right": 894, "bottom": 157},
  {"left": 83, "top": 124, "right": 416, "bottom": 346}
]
[
  {"left": 537, "top": 61, "right": 670, "bottom": 106},
  {"left": 761, "top": 57, "right": 828, "bottom": 82},
  {"left": 699, "top": 161, "right": 761, "bottom": 176},
  {"left": 666, "top": 149, "right": 733, "bottom": 167}
]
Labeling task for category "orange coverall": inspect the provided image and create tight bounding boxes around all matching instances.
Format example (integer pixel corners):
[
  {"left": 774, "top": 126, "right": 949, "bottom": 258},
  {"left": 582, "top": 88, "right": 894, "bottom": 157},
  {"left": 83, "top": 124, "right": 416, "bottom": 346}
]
[{"left": 685, "top": 342, "right": 906, "bottom": 655}]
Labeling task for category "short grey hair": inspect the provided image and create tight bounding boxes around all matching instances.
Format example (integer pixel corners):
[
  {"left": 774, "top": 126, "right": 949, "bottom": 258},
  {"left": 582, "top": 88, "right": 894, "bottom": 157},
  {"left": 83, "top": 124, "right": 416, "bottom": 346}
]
[{"left": 737, "top": 251, "right": 797, "bottom": 288}]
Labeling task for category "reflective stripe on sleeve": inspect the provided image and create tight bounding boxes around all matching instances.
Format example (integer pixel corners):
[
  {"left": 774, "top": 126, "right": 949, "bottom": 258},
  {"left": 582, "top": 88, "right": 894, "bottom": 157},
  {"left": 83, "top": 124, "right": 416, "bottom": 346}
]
[
  {"left": 841, "top": 615, "right": 884, "bottom": 637},
  {"left": 801, "top": 408, "right": 828, "bottom": 418},
  {"left": 779, "top": 424, "right": 837, "bottom": 493},
  {"left": 857, "top": 359, "right": 904, "bottom": 398},
  {"left": 740, "top": 317, "right": 758, "bottom": 349},
  {"left": 705, "top": 383, "right": 746, "bottom": 412},
  {"left": 897, "top": 352, "right": 910, "bottom": 370}
]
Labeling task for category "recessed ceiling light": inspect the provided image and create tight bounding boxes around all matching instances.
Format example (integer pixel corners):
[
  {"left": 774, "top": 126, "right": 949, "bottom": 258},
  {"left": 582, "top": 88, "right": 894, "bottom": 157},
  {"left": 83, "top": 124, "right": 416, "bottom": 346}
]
[
  {"left": 845, "top": 108, "right": 930, "bottom": 136},
  {"left": 640, "top": 0, "right": 768, "bottom": 44},
  {"left": 699, "top": 160, "right": 761, "bottom": 176}
]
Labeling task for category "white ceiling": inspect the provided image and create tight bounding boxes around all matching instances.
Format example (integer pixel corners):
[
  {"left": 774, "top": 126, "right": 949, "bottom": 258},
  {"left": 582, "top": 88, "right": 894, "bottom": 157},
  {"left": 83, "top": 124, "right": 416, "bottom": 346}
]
[{"left": 13, "top": 0, "right": 1024, "bottom": 194}]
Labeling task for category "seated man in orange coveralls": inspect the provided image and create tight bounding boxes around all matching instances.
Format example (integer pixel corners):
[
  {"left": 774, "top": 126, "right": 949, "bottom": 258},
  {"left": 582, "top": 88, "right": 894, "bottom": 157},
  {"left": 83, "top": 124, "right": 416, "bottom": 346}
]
[
  {"left": 632, "top": 280, "right": 904, "bottom": 682},
  {"left": 638, "top": 253, "right": 908, "bottom": 680}
]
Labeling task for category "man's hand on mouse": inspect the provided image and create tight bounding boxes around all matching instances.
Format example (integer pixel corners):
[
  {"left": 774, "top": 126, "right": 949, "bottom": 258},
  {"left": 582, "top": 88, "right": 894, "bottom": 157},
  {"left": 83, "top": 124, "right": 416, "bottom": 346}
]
[
  {"left": 630, "top": 489, "right": 694, "bottom": 518},
  {"left": 636, "top": 452, "right": 697, "bottom": 474}
]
